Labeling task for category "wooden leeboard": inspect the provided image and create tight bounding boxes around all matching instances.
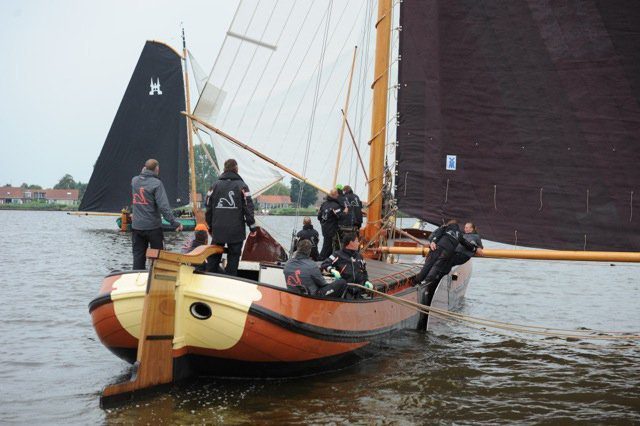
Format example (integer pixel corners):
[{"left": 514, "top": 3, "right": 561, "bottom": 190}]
[{"left": 101, "top": 259, "right": 179, "bottom": 402}]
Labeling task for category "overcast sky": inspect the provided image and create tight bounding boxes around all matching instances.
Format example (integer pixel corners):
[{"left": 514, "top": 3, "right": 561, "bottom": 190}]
[{"left": 0, "top": 0, "right": 237, "bottom": 188}]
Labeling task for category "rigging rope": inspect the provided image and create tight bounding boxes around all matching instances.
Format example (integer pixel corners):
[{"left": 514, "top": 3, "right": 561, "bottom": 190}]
[
  {"left": 265, "top": 3, "right": 337, "bottom": 140},
  {"left": 277, "top": 0, "right": 362, "bottom": 157},
  {"left": 349, "top": 284, "right": 640, "bottom": 342},
  {"left": 234, "top": 2, "right": 298, "bottom": 131},
  {"left": 290, "top": 0, "right": 334, "bottom": 250},
  {"left": 246, "top": 2, "right": 315, "bottom": 143}
]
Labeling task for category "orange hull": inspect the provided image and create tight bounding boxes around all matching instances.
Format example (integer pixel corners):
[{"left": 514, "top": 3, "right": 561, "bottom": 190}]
[{"left": 90, "top": 265, "right": 422, "bottom": 378}]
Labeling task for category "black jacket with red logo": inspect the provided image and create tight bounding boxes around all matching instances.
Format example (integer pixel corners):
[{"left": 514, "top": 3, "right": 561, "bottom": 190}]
[
  {"left": 283, "top": 251, "right": 327, "bottom": 294},
  {"left": 131, "top": 169, "right": 179, "bottom": 230}
]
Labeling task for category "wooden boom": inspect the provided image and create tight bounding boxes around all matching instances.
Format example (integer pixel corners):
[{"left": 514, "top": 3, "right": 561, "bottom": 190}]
[
  {"left": 376, "top": 246, "right": 640, "bottom": 263},
  {"left": 183, "top": 112, "right": 330, "bottom": 195}
]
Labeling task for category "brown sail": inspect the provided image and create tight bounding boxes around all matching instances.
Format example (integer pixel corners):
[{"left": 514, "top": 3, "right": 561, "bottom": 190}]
[{"left": 396, "top": 0, "right": 640, "bottom": 251}]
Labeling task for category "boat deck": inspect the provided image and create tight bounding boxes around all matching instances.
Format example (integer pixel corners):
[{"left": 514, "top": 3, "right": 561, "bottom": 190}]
[{"left": 366, "top": 259, "right": 421, "bottom": 290}]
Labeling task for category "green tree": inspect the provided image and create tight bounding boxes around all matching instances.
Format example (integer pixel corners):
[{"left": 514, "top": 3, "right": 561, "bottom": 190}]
[
  {"left": 54, "top": 174, "right": 77, "bottom": 189},
  {"left": 290, "top": 178, "right": 319, "bottom": 208},
  {"left": 263, "top": 182, "right": 290, "bottom": 196},
  {"left": 20, "top": 183, "right": 43, "bottom": 189},
  {"left": 194, "top": 144, "right": 219, "bottom": 199},
  {"left": 76, "top": 182, "right": 88, "bottom": 200}
]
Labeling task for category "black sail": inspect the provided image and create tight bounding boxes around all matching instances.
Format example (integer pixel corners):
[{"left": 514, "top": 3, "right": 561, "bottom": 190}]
[
  {"left": 396, "top": 0, "right": 640, "bottom": 251},
  {"left": 80, "top": 41, "right": 189, "bottom": 213}
]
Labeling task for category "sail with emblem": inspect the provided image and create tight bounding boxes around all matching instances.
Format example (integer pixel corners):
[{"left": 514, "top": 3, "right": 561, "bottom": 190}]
[
  {"left": 80, "top": 41, "right": 190, "bottom": 213},
  {"left": 396, "top": 0, "right": 640, "bottom": 251}
]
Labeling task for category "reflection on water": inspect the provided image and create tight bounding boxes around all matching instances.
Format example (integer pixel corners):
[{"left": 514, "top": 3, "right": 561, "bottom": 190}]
[{"left": 0, "top": 211, "right": 639, "bottom": 424}]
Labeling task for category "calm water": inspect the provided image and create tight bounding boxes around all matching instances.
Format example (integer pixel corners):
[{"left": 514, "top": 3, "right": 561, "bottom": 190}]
[{"left": 0, "top": 210, "right": 638, "bottom": 424}]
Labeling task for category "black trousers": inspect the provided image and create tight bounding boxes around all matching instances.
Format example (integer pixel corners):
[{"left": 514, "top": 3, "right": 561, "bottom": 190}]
[
  {"left": 206, "top": 241, "right": 243, "bottom": 276},
  {"left": 441, "top": 252, "right": 471, "bottom": 277},
  {"left": 132, "top": 228, "right": 164, "bottom": 270},
  {"left": 415, "top": 248, "right": 442, "bottom": 283},
  {"left": 319, "top": 229, "right": 336, "bottom": 260},
  {"left": 422, "top": 248, "right": 459, "bottom": 306},
  {"left": 316, "top": 278, "right": 348, "bottom": 298}
]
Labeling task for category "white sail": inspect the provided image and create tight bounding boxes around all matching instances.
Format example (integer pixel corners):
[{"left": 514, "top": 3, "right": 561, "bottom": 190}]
[
  {"left": 192, "top": 0, "right": 388, "bottom": 199},
  {"left": 189, "top": 47, "right": 285, "bottom": 199}
]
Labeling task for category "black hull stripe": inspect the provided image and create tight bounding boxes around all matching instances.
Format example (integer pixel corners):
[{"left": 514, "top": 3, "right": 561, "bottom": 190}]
[
  {"left": 88, "top": 294, "right": 112, "bottom": 313},
  {"left": 248, "top": 304, "right": 418, "bottom": 343}
]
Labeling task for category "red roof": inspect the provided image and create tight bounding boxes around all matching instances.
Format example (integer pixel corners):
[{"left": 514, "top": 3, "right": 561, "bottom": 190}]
[
  {"left": 256, "top": 195, "right": 291, "bottom": 204},
  {"left": 45, "top": 189, "right": 79, "bottom": 201},
  {"left": 0, "top": 187, "right": 23, "bottom": 198}
]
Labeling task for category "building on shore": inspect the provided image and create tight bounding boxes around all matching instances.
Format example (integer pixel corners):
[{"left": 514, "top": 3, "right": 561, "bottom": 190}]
[
  {"left": 0, "top": 186, "right": 79, "bottom": 205},
  {"left": 255, "top": 195, "right": 292, "bottom": 211}
]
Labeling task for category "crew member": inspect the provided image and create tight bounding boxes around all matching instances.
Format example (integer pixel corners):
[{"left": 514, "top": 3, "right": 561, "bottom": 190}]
[
  {"left": 182, "top": 223, "right": 209, "bottom": 253},
  {"left": 130, "top": 159, "right": 183, "bottom": 270},
  {"left": 295, "top": 216, "right": 320, "bottom": 261},
  {"left": 181, "top": 223, "right": 210, "bottom": 271},
  {"left": 317, "top": 189, "right": 345, "bottom": 260},
  {"left": 441, "top": 222, "right": 483, "bottom": 276},
  {"left": 284, "top": 239, "right": 347, "bottom": 298},
  {"left": 415, "top": 219, "right": 482, "bottom": 306},
  {"left": 339, "top": 185, "right": 363, "bottom": 229},
  {"left": 321, "top": 232, "right": 373, "bottom": 298},
  {"left": 205, "top": 159, "right": 257, "bottom": 276}
]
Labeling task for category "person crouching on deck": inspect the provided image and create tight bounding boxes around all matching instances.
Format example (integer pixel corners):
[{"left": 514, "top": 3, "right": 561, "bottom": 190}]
[
  {"left": 284, "top": 239, "right": 347, "bottom": 298},
  {"left": 182, "top": 223, "right": 209, "bottom": 253},
  {"left": 181, "top": 223, "right": 210, "bottom": 271},
  {"left": 320, "top": 232, "right": 374, "bottom": 299}
]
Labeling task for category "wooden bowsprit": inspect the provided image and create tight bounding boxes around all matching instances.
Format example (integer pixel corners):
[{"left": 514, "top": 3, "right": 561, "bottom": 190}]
[{"left": 100, "top": 245, "right": 223, "bottom": 408}]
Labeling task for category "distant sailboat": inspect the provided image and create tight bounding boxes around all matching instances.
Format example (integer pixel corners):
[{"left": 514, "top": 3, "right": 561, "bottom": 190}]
[{"left": 79, "top": 40, "right": 196, "bottom": 231}]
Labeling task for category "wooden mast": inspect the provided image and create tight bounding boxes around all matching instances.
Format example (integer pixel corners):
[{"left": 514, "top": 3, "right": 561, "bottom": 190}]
[
  {"left": 182, "top": 27, "right": 203, "bottom": 223},
  {"left": 364, "top": 0, "right": 393, "bottom": 244},
  {"left": 332, "top": 46, "right": 358, "bottom": 187}
]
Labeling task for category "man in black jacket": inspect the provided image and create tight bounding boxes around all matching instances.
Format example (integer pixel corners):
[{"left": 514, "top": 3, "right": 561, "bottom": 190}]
[
  {"left": 205, "top": 159, "right": 256, "bottom": 276},
  {"left": 130, "top": 159, "right": 183, "bottom": 270},
  {"left": 295, "top": 216, "right": 320, "bottom": 260},
  {"left": 284, "top": 239, "right": 346, "bottom": 297},
  {"left": 320, "top": 232, "right": 373, "bottom": 298},
  {"left": 317, "top": 189, "right": 345, "bottom": 260},
  {"left": 339, "top": 185, "right": 363, "bottom": 229},
  {"left": 415, "top": 219, "right": 483, "bottom": 305}
]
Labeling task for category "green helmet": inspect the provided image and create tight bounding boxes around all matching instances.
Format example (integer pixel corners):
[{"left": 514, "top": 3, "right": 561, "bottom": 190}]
[{"left": 335, "top": 183, "right": 344, "bottom": 190}]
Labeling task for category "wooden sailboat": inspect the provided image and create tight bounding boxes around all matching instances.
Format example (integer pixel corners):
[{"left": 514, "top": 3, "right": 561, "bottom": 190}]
[
  {"left": 90, "top": 0, "right": 640, "bottom": 405},
  {"left": 78, "top": 39, "right": 201, "bottom": 231}
]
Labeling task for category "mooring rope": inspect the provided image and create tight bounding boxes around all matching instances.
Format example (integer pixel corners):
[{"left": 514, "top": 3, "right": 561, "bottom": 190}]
[{"left": 349, "top": 284, "right": 640, "bottom": 342}]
